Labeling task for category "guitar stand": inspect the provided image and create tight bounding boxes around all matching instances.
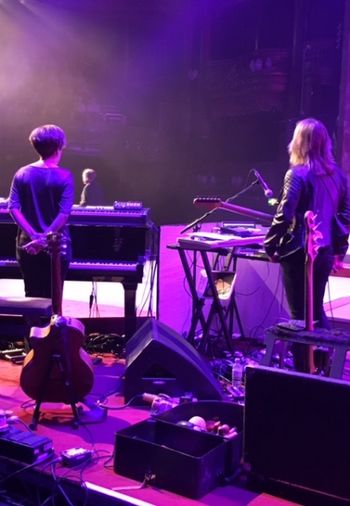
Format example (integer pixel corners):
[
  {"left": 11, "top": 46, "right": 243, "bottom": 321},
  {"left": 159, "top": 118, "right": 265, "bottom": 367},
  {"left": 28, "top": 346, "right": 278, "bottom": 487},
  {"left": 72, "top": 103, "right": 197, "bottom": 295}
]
[
  {"left": 30, "top": 352, "right": 81, "bottom": 431},
  {"left": 168, "top": 243, "right": 245, "bottom": 356}
]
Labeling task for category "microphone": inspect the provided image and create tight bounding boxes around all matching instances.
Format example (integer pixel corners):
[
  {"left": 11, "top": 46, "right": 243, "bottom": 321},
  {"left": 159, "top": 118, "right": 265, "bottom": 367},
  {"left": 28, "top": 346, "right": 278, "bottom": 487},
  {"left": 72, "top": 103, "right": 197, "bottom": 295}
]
[
  {"left": 253, "top": 169, "right": 273, "bottom": 198},
  {"left": 267, "top": 197, "right": 279, "bottom": 207}
]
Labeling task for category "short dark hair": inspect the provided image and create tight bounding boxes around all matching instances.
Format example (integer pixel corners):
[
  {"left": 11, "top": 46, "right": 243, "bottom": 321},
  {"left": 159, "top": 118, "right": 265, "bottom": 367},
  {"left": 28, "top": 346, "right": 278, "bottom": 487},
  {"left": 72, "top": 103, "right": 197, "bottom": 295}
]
[{"left": 29, "top": 124, "right": 66, "bottom": 160}]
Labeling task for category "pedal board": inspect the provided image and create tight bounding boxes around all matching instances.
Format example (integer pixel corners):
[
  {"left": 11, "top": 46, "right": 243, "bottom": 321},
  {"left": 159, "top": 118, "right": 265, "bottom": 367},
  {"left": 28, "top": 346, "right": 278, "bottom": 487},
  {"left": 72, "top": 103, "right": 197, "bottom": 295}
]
[{"left": 0, "top": 427, "right": 54, "bottom": 463}]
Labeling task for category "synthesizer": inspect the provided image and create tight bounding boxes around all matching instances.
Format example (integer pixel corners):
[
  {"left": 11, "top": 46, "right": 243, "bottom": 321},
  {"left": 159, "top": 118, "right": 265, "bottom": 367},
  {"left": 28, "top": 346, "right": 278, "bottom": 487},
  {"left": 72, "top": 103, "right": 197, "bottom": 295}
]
[
  {"left": 70, "top": 205, "right": 151, "bottom": 226},
  {"left": 0, "top": 259, "right": 144, "bottom": 282},
  {"left": 177, "top": 231, "right": 265, "bottom": 250},
  {"left": 0, "top": 206, "right": 156, "bottom": 263},
  {"left": 233, "top": 245, "right": 270, "bottom": 261},
  {"left": 0, "top": 205, "right": 158, "bottom": 339},
  {"left": 0, "top": 205, "right": 151, "bottom": 227}
]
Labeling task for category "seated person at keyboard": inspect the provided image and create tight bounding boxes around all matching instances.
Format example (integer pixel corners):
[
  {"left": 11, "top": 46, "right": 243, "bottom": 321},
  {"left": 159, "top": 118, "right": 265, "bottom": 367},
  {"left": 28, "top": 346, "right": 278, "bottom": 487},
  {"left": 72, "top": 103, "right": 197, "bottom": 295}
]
[
  {"left": 264, "top": 118, "right": 350, "bottom": 373},
  {"left": 8, "top": 124, "right": 74, "bottom": 301},
  {"left": 79, "top": 168, "right": 105, "bottom": 206}
]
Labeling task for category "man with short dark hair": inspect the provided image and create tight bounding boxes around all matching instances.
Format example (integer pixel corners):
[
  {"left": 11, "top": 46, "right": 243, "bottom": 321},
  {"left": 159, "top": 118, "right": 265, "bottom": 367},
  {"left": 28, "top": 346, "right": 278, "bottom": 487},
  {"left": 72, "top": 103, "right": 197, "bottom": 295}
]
[{"left": 8, "top": 124, "right": 74, "bottom": 299}]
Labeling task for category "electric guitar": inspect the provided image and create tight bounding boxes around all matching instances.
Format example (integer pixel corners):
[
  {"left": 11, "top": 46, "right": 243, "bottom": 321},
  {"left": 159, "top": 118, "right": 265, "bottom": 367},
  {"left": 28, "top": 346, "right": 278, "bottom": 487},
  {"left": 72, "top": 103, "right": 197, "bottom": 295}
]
[
  {"left": 193, "top": 197, "right": 273, "bottom": 224},
  {"left": 304, "top": 210, "right": 323, "bottom": 371},
  {"left": 304, "top": 210, "right": 323, "bottom": 331},
  {"left": 20, "top": 232, "right": 94, "bottom": 404}
]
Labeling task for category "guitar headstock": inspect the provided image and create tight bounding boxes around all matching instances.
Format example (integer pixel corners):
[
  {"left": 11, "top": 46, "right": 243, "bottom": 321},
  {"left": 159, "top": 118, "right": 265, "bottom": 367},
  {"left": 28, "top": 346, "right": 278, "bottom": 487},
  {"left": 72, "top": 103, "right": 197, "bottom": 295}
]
[
  {"left": 46, "top": 232, "right": 67, "bottom": 258},
  {"left": 304, "top": 210, "right": 323, "bottom": 262},
  {"left": 193, "top": 197, "right": 222, "bottom": 211}
]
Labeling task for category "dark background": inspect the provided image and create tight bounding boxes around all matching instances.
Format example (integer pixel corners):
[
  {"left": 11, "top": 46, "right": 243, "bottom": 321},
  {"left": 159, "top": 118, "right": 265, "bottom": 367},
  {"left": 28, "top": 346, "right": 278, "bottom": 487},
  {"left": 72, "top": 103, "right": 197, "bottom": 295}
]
[{"left": 0, "top": 0, "right": 345, "bottom": 224}]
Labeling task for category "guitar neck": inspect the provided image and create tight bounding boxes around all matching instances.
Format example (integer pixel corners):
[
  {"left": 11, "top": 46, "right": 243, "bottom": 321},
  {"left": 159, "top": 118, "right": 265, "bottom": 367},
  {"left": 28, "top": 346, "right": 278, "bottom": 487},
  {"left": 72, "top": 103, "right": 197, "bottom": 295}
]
[
  {"left": 305, "top": 259, "right": 314, "bottom": 331},
  {"left": 304, "top": 210, "right": 321, "bottom": 332},
  {"left": 48, "top": 232, "right": 64, "bottom": 316},
  {"left": 51, "top": 255, "right": 63, "bottom": 316},
  {"left": 219, "top": 201, "right": 274, "bottom": 223},
  {"left": 193, "top": 197, "right": 274, "bottom": 224}
]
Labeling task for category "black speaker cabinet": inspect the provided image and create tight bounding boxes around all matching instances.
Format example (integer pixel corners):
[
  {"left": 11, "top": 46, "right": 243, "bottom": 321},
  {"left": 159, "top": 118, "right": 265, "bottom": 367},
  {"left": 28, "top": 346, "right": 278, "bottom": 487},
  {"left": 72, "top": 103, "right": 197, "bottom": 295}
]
[
  {"left": 124, "top": 319, "right": 223, "bottom": 402},
  {"left": 244, "top": 365, "right": 350, "bottom": 501}
]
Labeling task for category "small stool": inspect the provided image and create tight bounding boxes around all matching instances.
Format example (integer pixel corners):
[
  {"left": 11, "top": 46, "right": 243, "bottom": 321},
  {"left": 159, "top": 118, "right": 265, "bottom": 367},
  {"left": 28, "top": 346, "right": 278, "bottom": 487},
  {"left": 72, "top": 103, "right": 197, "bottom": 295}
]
[
  {"left": 262, "top": 322, "right": 350, "bottom": 378},
  {"left": 0, "top": 297, "right": 52, "bottom": 356},
  {"left": 0, "top": 297, "right": 52, "bottom": 324}
]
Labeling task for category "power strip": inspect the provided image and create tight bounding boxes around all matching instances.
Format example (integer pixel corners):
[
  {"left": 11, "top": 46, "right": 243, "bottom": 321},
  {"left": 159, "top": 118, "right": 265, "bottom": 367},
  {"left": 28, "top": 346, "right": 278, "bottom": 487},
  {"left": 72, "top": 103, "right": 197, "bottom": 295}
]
[
  {"left": 0, "top": 426, "right": 54, "bottom": 463},
  {"left": 61, "top": 447, "right": 92, "bottom": 467}
]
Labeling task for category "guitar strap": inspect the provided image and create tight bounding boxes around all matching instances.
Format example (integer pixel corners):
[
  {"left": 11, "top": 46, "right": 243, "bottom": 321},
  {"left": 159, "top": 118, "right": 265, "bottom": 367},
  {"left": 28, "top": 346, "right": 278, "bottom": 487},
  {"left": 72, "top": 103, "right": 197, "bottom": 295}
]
[{"left": 307, "top": 169, "right": 342, "bottom": 248}]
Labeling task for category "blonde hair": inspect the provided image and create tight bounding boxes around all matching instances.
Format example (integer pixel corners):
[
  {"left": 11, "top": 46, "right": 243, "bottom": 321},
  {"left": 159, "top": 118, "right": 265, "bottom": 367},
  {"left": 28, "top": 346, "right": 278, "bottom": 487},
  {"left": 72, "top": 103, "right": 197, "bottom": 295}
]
[{"left": 288, "top": 118, "right": 335, "bottom": 175}]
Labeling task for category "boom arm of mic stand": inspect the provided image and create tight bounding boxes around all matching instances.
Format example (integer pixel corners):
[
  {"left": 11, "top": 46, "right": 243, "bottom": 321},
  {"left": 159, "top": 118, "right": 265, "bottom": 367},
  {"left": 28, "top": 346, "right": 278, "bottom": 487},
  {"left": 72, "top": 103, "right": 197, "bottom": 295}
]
[
  {"left": 226, "top": 179, "right": 258, "bottom": 203},
  {"left": 180, "top": 208, "right": 216, "bottom": 234}
]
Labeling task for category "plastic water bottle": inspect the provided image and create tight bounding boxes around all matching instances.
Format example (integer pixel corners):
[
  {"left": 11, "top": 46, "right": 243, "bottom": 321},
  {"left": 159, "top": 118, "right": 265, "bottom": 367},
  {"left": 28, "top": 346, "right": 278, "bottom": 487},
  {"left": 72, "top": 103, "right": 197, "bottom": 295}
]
[{"left": 232, "top": 358, "right": 243, "bottom": 388}]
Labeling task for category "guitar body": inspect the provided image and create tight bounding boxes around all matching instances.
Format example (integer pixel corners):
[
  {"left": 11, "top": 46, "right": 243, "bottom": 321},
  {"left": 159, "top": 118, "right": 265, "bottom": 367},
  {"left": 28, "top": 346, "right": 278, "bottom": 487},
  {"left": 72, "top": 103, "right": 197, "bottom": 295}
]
[{"left": 20, "top": 315, "right": 94, "bottom": 404}]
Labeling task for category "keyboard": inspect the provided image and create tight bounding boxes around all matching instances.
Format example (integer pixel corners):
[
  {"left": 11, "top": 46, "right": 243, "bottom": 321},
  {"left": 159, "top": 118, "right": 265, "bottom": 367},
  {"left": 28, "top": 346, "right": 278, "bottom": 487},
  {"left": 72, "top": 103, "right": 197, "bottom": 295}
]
[{"left": 177, "top": 232, "right": 265, "bottom": 250}]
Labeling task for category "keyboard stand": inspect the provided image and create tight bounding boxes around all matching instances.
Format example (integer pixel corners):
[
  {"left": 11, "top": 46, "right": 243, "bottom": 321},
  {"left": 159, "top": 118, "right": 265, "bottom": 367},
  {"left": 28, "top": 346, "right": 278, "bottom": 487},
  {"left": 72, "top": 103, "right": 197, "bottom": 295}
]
[
  {"left": 168, "top": 243, "right": 245, "bottom": 355},
  {"left": 122, "top": 280, "right": 138, "bottom": 341}
]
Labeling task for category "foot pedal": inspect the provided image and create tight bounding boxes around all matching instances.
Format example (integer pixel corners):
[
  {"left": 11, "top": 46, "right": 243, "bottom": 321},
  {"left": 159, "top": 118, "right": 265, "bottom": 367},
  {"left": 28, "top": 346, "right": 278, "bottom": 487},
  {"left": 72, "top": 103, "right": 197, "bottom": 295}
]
[
  {"left": 276, "top": 321, "right": 305, "bottom": 332},
  {"left": 0, "top": 348, "right": 26, "bottom": 364}
]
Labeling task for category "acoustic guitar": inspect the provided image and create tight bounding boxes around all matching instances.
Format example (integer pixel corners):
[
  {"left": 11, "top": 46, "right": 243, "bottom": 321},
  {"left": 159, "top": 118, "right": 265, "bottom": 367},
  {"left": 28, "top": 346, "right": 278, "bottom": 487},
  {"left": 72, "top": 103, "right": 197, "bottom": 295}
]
[{"left": 20, "top": 232, "right": 94, "bottom": 404}]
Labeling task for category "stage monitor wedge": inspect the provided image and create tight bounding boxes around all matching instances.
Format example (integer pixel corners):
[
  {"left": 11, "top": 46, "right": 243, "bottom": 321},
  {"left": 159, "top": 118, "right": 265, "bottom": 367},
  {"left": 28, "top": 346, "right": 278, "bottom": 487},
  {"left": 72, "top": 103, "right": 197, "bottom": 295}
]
[{"left": 124, "top": 319, "right": 224, "bottom": 402}]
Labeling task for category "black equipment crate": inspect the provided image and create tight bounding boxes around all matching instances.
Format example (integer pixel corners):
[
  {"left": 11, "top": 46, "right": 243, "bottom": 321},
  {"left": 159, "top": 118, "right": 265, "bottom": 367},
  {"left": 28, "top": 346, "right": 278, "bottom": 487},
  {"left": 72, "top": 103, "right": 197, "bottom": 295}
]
[
  {"left": 114, "top": 418, "right": 227, "bottom": 498},
  {"left": 156, "top": 400, "right": 243, "bottom": 478}
]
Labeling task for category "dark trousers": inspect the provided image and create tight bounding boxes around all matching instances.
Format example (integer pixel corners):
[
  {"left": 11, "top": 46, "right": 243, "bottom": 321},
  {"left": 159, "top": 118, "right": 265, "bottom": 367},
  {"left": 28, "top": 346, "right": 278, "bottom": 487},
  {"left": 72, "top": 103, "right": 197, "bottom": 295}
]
[
  {"left": 280, "top": 246, "right": 333, "bottom": 329},
  {"left": 280, "top": 247, "right": 334, "bottom": 371},
  {"left": 16, "top": 244, "right": 71, "bottom": 300}
]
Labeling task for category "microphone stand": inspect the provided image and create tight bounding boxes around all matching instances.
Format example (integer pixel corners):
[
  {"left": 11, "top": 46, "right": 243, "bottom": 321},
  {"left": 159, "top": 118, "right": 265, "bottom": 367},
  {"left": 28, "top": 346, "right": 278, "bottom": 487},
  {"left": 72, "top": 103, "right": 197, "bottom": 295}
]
[
  {"left": 180, "top": 209, "right": 219, "bottom": 341},
  {"left": 181, "top": 178, "right": 259, "bottom": 235},
  {"left": 225, "top": 179, "right": 258, "bottom": 203},
  {"left": 180, "top": 208, "right": 216, "bottom": 235},
  {"left": 179, "top": 177, "right": 262, "bottom": 344},
  {"left": 228, "top": 179, "right": 279, "bottom": 207}
]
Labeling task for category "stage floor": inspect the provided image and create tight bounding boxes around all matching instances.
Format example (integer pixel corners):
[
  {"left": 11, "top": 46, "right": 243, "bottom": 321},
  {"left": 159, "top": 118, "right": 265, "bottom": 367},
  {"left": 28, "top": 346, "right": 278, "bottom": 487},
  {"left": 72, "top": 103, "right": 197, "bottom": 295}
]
[
  {"left": 0, "top": 355, "right": 309, "bottom": 506},
  {"left": 0, "top": 224, "right": 349, "bottom": 504}
]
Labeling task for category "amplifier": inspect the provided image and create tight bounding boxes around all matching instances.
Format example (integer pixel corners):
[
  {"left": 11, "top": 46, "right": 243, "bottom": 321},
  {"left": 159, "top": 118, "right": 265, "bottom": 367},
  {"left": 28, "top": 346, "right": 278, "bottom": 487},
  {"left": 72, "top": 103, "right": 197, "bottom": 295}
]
[
  {"left": 244, "top": 366, "right": 350, "bottom": 501},
  {"left": 0, "top": 427, "right": 54, "bottom": 463}
]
